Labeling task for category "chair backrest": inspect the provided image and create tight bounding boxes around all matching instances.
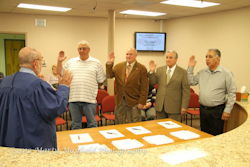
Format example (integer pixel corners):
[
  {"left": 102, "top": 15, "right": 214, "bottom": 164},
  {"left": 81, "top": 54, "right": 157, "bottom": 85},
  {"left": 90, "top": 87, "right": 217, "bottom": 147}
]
[
  {"left": 96, "top": 89, "right": 109, "bottom": 104},
  {"left": 154, "top": 84, "right": 158, "bottom": 90},
  {"left": 188, "top": 93, "right": 200, "bottom": 108},
  {"left": 190, "top": 88, "right": 195, "bottom": 93},
  {"left": 102, "top": 95, "right": 115, "bottom": 114}
]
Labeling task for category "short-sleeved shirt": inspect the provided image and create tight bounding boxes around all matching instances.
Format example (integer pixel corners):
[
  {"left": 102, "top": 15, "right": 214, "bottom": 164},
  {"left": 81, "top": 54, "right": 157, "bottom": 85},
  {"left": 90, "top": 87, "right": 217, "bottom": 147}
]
[{"left": 63, "top": 56, "right": 106, "bottom": 103}]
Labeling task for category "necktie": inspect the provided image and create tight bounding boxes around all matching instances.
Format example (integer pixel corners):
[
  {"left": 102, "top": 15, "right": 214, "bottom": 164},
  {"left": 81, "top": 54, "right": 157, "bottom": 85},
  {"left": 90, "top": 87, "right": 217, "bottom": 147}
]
[
  {"left": 166, "top": 69, "right": 171, "bottom": 84},
  {"left": 125, "top": 64, "right": 131, "bottom": 82}
]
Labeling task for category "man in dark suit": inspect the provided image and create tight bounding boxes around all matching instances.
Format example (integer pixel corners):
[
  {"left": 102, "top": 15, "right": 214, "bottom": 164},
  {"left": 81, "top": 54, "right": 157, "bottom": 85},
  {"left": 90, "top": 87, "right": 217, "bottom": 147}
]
[
  {"left": 148, "top": 50, "right": 190, "bottom": 122},
  {"left": 106, "top": 48, "right": 148, "bottom": 124}
]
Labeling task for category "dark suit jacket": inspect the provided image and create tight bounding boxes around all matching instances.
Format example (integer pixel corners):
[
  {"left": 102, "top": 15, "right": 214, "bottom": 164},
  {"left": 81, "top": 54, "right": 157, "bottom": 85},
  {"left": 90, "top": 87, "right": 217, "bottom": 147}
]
[
  {"left": 106, "top": 61, "right": 148, "bottom": 107},
  {"left": 148, "top": 65, "right": 190, "bottom": 114}
]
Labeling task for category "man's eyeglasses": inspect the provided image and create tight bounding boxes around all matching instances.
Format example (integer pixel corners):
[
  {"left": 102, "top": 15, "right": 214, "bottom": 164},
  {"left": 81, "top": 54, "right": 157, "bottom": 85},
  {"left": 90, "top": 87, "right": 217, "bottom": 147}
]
[{"left": 36, "top": 57, "right": 45, "bottom": 64}]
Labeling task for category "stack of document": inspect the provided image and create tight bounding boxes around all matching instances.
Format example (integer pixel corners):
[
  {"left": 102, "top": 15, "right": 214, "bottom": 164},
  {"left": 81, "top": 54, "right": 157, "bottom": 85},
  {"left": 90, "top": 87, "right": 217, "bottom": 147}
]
[
  {"left": 157, "top": 121, "right": 182, "bottom": 129},
  {"left": 112, "top": 139, "right": 144, "bottom": 150},
  {"left": 126, "top": 126, "right": 151, "bottom": 135},
  {"left": 78, "top": 143, "right": 110, "bottom": 153},
  {"left": 69, "top": 133, "right": 93, "bottom": 144},
  {"left": 170, "top": 130, "right": 200, "bottom": 140},
  {"left": 143, "top": 135, "right": 174, "bottom": 145},
  {"left": 99, "top": 129, "right": 124, "bottom": 139}
]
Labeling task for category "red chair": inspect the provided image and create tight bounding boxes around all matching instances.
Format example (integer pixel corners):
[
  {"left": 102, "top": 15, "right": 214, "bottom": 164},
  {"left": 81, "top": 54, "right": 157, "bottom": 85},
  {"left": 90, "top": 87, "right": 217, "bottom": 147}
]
[
  {"left": 96, "top": 89, "right": 109, "bottom": 125},
  {"left": 190, "top": 88, "right": 195, "bottom": 93},
  {"left": 82, "top": 105, "right": 101, "bottom": 127},
  {"left": 56, "top": 117, "right": 67, "bottom": 131},
  {"left": 186, "top": 93, "right": 200, "bottom": 126},
  {"left": 101, "top": 95, "right": 116, "bottom": 126}
]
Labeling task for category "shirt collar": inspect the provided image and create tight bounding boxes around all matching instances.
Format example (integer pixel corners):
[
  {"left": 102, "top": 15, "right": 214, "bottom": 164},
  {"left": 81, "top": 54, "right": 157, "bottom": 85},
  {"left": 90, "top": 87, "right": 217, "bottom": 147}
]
[
  {"left": 205, "top": 65, "right": 222, "bottom": 74},
  {"left": 19, "top": 67, "right": 37, "bottom": 76},
  {"left": 77, "top": 55, "right": 92, "bottom": 62},
  {"left": 127, "top": 60, "right": 136, "bottom": 68},
  {"left": 167, "top": 64, "right": 177, "bottom": 72}
]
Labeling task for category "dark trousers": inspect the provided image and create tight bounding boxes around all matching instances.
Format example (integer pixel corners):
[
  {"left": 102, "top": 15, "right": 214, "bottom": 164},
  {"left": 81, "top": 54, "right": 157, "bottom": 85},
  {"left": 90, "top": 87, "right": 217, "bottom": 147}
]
[{"left": 200, "top": 104, "right": 225, "bottom": 136}]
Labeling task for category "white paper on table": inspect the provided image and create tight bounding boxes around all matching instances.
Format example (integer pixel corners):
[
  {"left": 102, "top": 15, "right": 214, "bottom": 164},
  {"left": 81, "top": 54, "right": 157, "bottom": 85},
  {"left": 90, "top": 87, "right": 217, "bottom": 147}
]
[
  {"left": 170, "top": 130, "right": 200, "bottom": 140},
  {"left": 143, "top": 135, "right": 174, "bottom": 145},
  {"left": 159, "top": 148, "right": 208, "bottom": 165},
  {"left": 69, "top": 133, "right": 93, "bottom": 144},
  {"left": 126, "top": 126, "right": 152, "bottom": 135},
  {"left": 112, "top": 139, "right": 144, "bottom": 150},
  {"left": 78, "top": 143, "right": 110, "bottom": 153},
  {"left": 157, "top": 121, "right": 182, "bottom": 129},
  {"left": 99, "top": 129, "right": 124, "bottom": 139}
]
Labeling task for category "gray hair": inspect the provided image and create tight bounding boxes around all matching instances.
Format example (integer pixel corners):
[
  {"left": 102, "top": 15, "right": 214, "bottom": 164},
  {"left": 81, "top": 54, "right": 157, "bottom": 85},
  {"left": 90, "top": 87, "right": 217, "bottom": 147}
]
[
  {"left": 208, "top": 49, "right": 221, "bottom": 57},
  {"left": 78, "top": 40, "right": 90, "bottom": 48},
  {"left": 167, "top": 50, "right": 178, "bottom": 58},
  {"left": 18, "top": 47, "right": 40, "bottom": 67}
]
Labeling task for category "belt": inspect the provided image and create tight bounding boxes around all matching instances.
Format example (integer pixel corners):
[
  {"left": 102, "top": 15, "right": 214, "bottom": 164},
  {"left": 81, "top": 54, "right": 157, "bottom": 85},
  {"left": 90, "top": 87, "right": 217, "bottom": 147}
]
[{"left": 200, "top": 104, "right": 225, "bottom": 110}]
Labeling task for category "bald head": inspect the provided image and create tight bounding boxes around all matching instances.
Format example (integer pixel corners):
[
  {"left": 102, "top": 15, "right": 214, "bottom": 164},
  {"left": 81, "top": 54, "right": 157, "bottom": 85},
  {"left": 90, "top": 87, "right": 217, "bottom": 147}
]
[
  {"left": 18, "top": 47, "right": 42, "bottom": 75},
  {"left": 19, "top": 47, "right": 41, "bottom": 67}
]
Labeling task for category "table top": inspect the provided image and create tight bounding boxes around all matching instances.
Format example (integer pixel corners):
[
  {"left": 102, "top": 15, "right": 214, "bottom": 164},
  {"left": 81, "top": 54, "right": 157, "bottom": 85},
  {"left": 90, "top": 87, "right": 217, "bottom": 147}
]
[{"left": 56, "top": 118, "right": 212, "bottom": 150}]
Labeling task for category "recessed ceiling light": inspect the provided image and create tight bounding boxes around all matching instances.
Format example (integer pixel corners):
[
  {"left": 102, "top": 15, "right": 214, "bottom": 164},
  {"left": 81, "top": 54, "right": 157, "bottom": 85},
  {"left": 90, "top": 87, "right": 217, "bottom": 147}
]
[
  {"left": 120, "top": 10, "right": 166, "bottom": 17},
  {"left": 160, "top": 0, "right": 220, "bottom": 8},
  {"left": 17, "top": 3, "right": 71, "bottom": 12}
]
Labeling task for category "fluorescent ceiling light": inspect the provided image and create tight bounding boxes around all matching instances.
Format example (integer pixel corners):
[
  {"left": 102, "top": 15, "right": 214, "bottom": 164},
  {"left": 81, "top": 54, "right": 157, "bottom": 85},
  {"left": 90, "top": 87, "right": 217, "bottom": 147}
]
[
  {"left": 17, "top": 3, "right": 71, "bottom": 12},
  {"left": 120, "top": 10, "right": 166, "bottom": 16},
  {"left": 160, "top": 0, "right": 220, "bottom": 8}
]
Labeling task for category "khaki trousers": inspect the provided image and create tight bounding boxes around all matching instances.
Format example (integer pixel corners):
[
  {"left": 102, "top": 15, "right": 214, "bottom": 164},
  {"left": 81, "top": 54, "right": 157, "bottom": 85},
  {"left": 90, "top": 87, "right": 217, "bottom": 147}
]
[{"left": 115, "top": 97, "right": 142, "bottom": 124}]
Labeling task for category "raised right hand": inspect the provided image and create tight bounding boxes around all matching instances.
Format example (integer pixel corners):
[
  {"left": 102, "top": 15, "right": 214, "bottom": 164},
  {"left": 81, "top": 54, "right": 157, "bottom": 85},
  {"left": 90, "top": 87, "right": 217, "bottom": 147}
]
[
  {"left": 188, "top": 55, "right": 197, "bottom": 67},
  {"left": 58, "top": 69, "right": 73, "bottom": 87},
  {"left": 149, "top": 60, "right": 156, "bottom": 72},
  {"left": 58, "top": 51, "right": 67, "bottom": 62},
  {"left": 108, "top": 51, "right": 115, "bottom": 64}
]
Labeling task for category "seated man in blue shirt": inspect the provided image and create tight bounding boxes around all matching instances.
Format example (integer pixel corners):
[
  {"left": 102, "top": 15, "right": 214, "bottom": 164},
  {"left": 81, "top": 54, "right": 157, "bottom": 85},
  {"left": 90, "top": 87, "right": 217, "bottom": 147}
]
[{"left": 0, "top": 47, "right": 73, "bottom": 150}]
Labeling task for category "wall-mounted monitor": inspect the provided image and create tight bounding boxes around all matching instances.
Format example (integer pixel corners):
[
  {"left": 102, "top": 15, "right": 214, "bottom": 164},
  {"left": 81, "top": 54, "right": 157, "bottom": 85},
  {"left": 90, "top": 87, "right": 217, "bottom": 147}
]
[{"left": 135, "top": 32, "right": 166, "bottom": 52}]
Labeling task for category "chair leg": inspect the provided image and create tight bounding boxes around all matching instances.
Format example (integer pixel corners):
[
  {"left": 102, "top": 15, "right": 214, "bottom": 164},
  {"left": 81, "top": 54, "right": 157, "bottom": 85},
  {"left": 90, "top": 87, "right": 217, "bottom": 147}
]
[
  {"left": 191, "top": 115, "right": 193, "bottom": 127},
  {"left": 186, "top": 114, "right": 187, "bottom": 125},
  {"left": 105, "top": 119, "right": 107, "bottom": 126}
]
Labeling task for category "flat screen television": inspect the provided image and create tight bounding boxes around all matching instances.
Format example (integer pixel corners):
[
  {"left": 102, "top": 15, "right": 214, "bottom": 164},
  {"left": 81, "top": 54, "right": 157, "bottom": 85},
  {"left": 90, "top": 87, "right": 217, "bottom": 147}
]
[{"left": 135, "top": 32, "right": 166, "bottom": 52}]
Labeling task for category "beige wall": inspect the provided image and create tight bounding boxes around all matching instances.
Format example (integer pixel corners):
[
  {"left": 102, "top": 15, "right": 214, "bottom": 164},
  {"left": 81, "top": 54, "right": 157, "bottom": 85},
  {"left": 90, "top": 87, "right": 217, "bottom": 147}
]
[
  {"left": 0, "top": 6, "right": 249, "bottom": 93},
  {"left": 163, "top": 7, "right": 250, "bottom": 93}
]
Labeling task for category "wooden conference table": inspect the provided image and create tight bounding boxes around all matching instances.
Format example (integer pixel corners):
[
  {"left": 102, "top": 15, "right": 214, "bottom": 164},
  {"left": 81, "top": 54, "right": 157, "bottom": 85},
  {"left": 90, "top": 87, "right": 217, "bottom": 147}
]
[{"left": 57, "top": 118, "right": 212, "bottom": 150}]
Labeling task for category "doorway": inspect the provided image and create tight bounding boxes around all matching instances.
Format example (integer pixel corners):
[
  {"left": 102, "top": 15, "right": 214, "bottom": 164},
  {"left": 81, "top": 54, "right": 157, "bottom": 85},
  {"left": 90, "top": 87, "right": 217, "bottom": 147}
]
[{"left": 4, "top": 39, "right": 25, "bottom": 76}]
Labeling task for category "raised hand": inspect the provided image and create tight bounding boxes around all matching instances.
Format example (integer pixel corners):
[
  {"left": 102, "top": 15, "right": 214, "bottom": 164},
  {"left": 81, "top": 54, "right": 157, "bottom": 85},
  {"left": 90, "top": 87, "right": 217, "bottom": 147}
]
[
  {"left": 58, "top": 69, "right": 73, "bottom": 87},
  {"left": 58, "top": 51, "right": 67, "bottom": 62},
  {"left": 188, "top": 55, "right": 197, "bottom": 67},
  {"left": 108, "top": 51, "right": 115, "bottom": 64},
  {"left": 149, "top": 60, "right": 157, "bottom": 72}
]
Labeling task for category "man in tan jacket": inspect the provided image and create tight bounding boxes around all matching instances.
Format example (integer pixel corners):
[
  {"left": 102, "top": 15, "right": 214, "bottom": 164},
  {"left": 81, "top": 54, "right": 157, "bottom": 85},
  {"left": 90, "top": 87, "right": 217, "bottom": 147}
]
[
  {"left": 106, "top": 48, "right": 148, "bottom": 124},
  {"left": 148, "top": 50, "right": 190, "bottom": 122}
]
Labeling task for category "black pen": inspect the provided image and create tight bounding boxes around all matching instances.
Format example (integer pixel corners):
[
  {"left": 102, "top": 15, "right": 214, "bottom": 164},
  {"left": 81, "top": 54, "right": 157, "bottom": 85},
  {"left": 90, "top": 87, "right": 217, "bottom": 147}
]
[
  {"left": 165, "top": 123, "right": 173, "bottom": 125},
  {"left": 78, "top": 135, "right": 80, "bottom": 140},
  {"left": 107, "top": 132, "right": 117, "bottom": 135},
  {"left": 132, "top": 128, "right": 141, "bottom": 130}
]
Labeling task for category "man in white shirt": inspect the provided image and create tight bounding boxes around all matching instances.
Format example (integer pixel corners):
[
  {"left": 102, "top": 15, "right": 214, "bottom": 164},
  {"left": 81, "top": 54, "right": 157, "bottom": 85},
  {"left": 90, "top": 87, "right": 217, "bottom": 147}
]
[{"left": 57, "top": 40, "right": 106, "bottom": 129}]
